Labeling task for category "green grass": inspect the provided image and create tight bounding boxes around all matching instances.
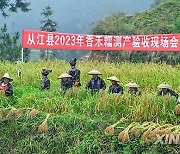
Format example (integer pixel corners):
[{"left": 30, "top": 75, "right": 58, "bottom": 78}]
[{"left": 0, "top": 60, "right": 179, "bottom": 153}]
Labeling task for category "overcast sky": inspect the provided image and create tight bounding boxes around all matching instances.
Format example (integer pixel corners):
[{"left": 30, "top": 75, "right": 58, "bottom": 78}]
[{"left": 0, "top": 0, "right": 154, "bottom": 35}]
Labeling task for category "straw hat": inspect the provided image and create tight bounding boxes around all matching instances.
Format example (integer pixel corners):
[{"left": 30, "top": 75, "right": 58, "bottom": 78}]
[
  {"left": 125, "top": 81, "right": 139, "bottom": 88},
  {"left": 107, "top": 76, "right": 119, "bottom": 82},
  {"left": 88, "top": 69, "right": 102, "bottom": 75},
  {"left": 58, "top": 73, "right": 72, "bottom": 79},
  {"left": 1, "top": 73, "right": 13, "bottom": 82},
  {"left": 157, "top": 82, "right": 172, "bottom": 89}
]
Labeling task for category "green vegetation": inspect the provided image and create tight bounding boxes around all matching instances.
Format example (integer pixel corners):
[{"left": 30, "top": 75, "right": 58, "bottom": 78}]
[
  {"left": 91, "top": 0, "right": 180, "bottom": 64},
  {"left": 0, "top": 0, "right": 30, "bottom": 18},
  {"left": 0, "top": 60, "right": 179, "bottom": 153},
  {"left": 0, "top": 24, "right": 30, "bottom": 62}
]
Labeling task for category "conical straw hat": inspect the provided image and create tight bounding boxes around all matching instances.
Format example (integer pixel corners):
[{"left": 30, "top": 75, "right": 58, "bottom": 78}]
[
  {"left": 1, "top": 73, "right": 13, "bottom": 82},
  {"left": 88, "top": 69, "right": 102, "bottom": 75},
  {"left": 107, "top": 76, "right": 119, "bottom": 82},
  {"left": 125, "top": 81, "right": 139, "bottom": 88},
  {"left": 58, "top": 73, "right": 72, "bottom": 79},
  {"left": 157, "top": 82, "right": 172, "bottom": 89}
]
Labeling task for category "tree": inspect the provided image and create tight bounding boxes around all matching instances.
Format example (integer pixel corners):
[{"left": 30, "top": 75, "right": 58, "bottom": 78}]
[
  {"left": 174, "top": 17, "right": 180, "bottom": 33},
  {"left": 40, "top": 5, "right": 58, "bottom": 32},
  {"left": 40, "top": 5, "right": 58, "bottom": 60},
  {"left": 0, "top": 0, "right": 31, "bottom": 18},
  {"left": 0, "top": 24, "right": 30, "bottom": 62}
]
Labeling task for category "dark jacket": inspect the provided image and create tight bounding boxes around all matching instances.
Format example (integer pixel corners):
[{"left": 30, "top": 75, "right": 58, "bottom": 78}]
[
  {"left": 86, "top": 77, "right": 106, "bottom": 92},
  {"left": 60, "top": 79, "right": 73, "bottom": 91},
  {"left": 0, "top": 82, "right": 13, "bottom": 96},
  {"left": 128, "top": 88, "right": 141, "bottom": 96},
  {"left": 68, "top": 66, "right": 81, "bottom": 87},
  {"left": 41, "top": 76, "right": 50, "bottom": 90},
  {"left": 109, "top": 83, "right": 123, "bottom": 94},
  {"left": 157, "top": 89, "right": 179, "bottom": 99}
]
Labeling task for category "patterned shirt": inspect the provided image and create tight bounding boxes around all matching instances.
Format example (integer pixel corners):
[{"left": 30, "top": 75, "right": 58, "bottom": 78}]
[
  {"left": 0, "top": 82, "right": 13, "bottom": 96},
  {"left": 109, "top": 83, "right": 123, "bottom": 94},
  {"left": 41, "top": 76, "right": 50, "bottom": 90},
  {"left": 86, "top": 77, "right": 106, "bottom": 91}
]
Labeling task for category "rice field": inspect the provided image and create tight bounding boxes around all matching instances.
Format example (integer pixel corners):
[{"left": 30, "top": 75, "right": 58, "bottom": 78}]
[{"left": 0, "top": 60, "right": 179, "bottom": 153}]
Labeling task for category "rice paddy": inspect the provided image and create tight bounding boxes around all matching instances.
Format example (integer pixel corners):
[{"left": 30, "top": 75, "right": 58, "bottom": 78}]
[{"left": 0, "top": 60, "right": 179, "bottom": 153}]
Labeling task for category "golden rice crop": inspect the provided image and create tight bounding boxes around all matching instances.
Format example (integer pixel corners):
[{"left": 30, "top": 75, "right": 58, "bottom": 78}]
[{"left": 0, "top": 60, "right": 179, "bottom": 125}]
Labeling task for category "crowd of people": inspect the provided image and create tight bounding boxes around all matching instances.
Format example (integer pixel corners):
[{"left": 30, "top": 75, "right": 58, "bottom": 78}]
[{"left": 0, "top": 58, "right": 179, "bottom": 104}]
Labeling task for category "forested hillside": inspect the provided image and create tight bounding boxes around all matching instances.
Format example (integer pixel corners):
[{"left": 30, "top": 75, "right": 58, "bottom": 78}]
[{"left": 90, "top": 0, "right": 180, "bottom": 64}]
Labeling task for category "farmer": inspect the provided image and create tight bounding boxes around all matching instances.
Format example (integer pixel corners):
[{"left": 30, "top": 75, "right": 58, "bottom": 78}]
[
  {"left": 58, "top": 73, "right": 73, "bottom": 91},
  {"left": 125, "top": 81, "right": 141, "bottom": 96},
  {"left": 0, "top": 73, "right": 13, "bottom": 96},
  {"left": 68, "top": 58, "right": 81, "bottom": 87},
  {"left": 86, "top": 69, "right": 106, "bottom": 94},
  {"left": 107, "top": 76, "right": 123, "bottom": 94},
  {"left": 41, "top": 69, "right": 52, "bottom": 90},
  {"left": 157, "top": 82, "right": 179, "bottom": 100}
]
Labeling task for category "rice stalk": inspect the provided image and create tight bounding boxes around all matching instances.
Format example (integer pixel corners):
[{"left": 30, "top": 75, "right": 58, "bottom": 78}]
[
  {"left": 174, "top": 104, "right": 180, "bottom": 115},
  {"left": 38, "top": 113, "right": 51, "bottom": 134},
  {"left": 28, "top": 109, "right": 39, "bottom": 118}
]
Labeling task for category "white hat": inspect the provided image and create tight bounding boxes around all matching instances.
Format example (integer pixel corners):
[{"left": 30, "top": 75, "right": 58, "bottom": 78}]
[
  {"left": 1, "top": 73, "right": 13, "bottom": 82},
  {"left": 88, "top": 69, "right": 102, "bottom": 75},
  {"left": 107, "top": 76, "right": 119, "bottom": 82},
  {"left": 157, "top": 82, "right": 172, "bottom": 89},
  {"left": 125, "top": 81, "right": 139, "bottom": 88},
  {"left": 58, "top": 73, "right": 72, "bottom": 79}
]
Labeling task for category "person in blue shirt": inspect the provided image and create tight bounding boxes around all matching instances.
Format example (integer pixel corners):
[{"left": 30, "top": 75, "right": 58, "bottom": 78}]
[
  {"left": 107, "top": 76, "right": 123, "bottom": 94},
  {"left": 68, "top": 58, "right": 81, "bottom": 87},
  {"left": 41, "top": 69, "right": 52, "bottom": 90},
  {"left": 86, "top": 69, "right": 106, "bottom": 94},
  {"left": 58, "top": 73, "right": 73, "bottom": 91}
]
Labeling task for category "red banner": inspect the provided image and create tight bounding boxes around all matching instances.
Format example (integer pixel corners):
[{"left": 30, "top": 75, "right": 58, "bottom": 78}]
[{"left": 22, "top": 30, "right": 180, "bottom": 51}]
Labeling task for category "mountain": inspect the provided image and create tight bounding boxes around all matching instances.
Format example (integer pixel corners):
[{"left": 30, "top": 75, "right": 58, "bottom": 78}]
[{"left": 89, "top": 0, "right": 180, "bottom": 64}]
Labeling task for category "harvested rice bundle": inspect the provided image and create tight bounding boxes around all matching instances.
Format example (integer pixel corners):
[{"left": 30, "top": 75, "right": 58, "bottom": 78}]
[
  {"left": 141, "top": 123, "right": 158, "bottom": 140},
  {"left": 105, "top": 118, "right": 128, "bottom": 136},
  {"left": 5, "top": 108, "right": 17, "bottom": 119},
  {"left": 147, "top": 124, "right": 174, "bottom": 143},
  {"left": 129, "top": 123, "right": 140, "bottom": 138},
  {"left": 175, "top": 104, "right": 180, "bottom": 115},
  {"left": 133, "top": 122, "right": 154, "bottom": 137},
  {"left": 28, "top": 109, "right": 39, "bottom": 118},
  {"left": 118, "top": 130, "right": 130, "bottom": 142},
  {"left": 141, "top": 123, "right": 159, "bottom": 144},
  {"left": 15, "top": 108, "right": 24, "bottom": 120},
  {"left": 149, "top": 124, "right": 173, "bottom": 138},
  {"left": 0, "top": 109, "right": 3, "bottom": 120},
  {"left": 38, "top": 113, "right": 51, "bottom": 134},
  {"left": 118, "top": 122, "right": 138, "bottom": 142},
  {"left": 105, "top": 122, "right": 118, "bottom": 136}
]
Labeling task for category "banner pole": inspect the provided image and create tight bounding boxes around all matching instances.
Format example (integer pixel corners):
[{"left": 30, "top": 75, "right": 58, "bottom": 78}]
[{"left": 21, "top": 48, "right": 24, "bottom": 63}]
